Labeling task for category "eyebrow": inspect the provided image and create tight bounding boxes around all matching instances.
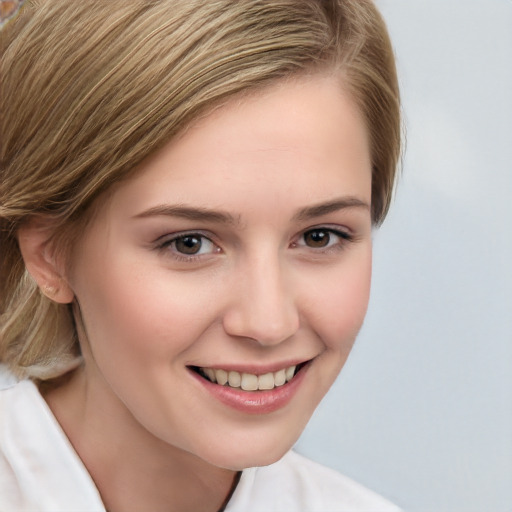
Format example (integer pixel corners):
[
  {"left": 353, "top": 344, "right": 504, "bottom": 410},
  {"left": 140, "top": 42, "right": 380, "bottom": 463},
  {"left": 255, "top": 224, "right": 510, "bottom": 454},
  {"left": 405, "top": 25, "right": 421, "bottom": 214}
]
[
  {"left": 133, "top": 196, "right": 369, "bottom": 224},
  {"left": 133, "top": 204, "right": 240, "bottom": 225},
  {"left": 292, "top": 196, "right": 370, "bottom": 221}
]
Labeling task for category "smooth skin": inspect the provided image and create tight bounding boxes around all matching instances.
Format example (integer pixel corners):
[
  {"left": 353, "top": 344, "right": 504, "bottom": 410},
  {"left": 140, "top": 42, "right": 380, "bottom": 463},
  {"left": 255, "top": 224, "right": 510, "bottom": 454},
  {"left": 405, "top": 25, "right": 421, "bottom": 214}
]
[{"left": 19, "top": 74, "right": 373, "bottom": 512}]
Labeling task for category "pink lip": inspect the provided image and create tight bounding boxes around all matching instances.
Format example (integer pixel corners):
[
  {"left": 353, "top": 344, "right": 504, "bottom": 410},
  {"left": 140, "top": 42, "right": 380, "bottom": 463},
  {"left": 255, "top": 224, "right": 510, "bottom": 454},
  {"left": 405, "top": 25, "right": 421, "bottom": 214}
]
[{"left": 189, "top": 362, "right": 310, "bottom": 415}]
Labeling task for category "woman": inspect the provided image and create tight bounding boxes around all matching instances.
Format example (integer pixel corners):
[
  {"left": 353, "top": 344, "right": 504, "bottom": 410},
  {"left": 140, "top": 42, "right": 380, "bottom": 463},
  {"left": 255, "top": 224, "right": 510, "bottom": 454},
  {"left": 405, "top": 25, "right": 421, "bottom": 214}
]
[{"left": 0, "top": 1, "right": 402, "bottom": 510}]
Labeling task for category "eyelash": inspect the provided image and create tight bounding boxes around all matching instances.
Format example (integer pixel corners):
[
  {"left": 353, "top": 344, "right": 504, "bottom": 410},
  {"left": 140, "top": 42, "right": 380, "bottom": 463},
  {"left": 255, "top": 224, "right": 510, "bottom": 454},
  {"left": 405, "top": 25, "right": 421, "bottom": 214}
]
[
  {"left": 292, "top": 227, "right": 354, "bottom": 252},
  {"left": 154, "top": 227, "right": 354, "bottom": 262},
  {"left": 155, "top": 231, "right": 220, "bottom": 262}
]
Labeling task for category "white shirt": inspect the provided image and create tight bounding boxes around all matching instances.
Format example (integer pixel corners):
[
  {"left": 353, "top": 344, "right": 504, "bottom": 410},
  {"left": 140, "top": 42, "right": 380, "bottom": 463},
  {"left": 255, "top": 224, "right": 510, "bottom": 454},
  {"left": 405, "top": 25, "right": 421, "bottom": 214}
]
[{"left": 0, "top": 371, "right": 401, "bottom": 512}]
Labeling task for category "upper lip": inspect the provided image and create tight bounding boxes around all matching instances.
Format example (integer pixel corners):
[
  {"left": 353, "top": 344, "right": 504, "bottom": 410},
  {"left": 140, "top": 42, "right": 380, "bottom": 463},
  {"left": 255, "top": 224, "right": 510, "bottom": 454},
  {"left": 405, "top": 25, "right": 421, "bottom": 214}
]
[{"left": 187, "top": 358, "right": 312, "bottom": 375}]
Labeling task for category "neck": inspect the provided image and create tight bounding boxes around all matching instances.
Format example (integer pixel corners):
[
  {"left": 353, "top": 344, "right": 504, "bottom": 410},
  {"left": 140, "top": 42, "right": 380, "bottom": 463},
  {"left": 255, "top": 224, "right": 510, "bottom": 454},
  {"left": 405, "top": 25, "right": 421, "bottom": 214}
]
[{"left": 41, "top": 367, "right": 239, "bottom": 512}]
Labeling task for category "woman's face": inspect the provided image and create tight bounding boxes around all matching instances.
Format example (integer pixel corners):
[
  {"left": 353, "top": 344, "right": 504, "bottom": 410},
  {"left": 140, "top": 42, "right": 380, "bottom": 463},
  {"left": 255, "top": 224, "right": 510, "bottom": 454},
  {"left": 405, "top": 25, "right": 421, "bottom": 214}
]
[{"left": 67, "top": 75, "right": 373, "bottom": 470}]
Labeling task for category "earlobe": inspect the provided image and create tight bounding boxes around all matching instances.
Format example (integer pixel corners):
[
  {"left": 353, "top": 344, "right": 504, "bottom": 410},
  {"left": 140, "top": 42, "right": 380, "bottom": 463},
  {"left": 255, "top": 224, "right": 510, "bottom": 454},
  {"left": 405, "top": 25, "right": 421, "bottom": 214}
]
[{"left": 17, "top": 218, "right": 75, "bottom": 304}]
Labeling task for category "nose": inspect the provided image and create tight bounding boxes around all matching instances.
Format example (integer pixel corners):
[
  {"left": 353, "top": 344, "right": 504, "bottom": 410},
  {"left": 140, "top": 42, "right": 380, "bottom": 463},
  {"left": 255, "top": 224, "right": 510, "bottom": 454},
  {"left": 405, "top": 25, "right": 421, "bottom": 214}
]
[{"left": 222, "top": 255, "right": 300, "bottom": 346}]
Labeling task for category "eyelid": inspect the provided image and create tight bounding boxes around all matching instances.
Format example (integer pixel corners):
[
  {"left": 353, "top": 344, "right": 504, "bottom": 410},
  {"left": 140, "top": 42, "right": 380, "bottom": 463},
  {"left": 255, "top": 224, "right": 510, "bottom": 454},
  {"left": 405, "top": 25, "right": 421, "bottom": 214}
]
[
  {"left": 301, "top": 224, "right": 353, "bottom": 238},
  {"left": 153, "top": 230, "right": 221, "bottom": 261},
  {"left": 154, "top": 229, "right": 216, "bottom": 245},
  {"left": 292, "top": 225, "right": 355, "bottom": 250},
  {"left": 311, "top": 225, "right": 351, "bottom": 236}
]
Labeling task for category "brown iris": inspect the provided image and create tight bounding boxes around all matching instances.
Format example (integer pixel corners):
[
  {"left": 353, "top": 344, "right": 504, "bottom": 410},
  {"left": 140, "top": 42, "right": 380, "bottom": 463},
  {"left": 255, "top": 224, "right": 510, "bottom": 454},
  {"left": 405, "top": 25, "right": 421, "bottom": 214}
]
[
  {"left": 303, "top": 229, "right": 330, "bottom": 248},
  {"left": 174, "top": 235, "right": 203, "bottom": 255}
]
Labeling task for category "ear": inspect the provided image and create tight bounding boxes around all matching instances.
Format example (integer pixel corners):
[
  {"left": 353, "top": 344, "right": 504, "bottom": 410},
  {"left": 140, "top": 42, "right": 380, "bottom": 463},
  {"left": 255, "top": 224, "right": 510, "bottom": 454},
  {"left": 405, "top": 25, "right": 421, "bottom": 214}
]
[{"left": 17, "top": 216, "right": 75, "bottom": 304}]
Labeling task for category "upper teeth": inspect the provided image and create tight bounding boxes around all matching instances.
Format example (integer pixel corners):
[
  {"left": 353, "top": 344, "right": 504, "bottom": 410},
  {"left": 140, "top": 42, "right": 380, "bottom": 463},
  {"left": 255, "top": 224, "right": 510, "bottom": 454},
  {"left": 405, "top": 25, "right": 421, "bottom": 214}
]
[{"left": 200, "top": 366, "right": 297, "bottom": 391}]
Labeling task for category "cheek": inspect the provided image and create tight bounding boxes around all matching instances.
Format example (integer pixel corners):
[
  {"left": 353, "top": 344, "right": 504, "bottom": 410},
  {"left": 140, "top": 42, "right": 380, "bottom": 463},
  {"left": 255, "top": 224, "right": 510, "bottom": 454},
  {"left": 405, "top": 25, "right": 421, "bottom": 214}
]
[
  {"left": 75, "top": 260, "right": 215, "bottom": 364},
  {"left": 309, "top": 247, "right": 372, "bottom": 351}
]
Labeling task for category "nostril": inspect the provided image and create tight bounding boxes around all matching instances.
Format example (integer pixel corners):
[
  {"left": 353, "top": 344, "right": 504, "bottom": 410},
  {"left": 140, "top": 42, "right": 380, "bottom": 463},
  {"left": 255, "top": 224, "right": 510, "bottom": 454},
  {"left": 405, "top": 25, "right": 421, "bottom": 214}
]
[{"left": 222, "top": 272, "right": 299, "bottom": 345}]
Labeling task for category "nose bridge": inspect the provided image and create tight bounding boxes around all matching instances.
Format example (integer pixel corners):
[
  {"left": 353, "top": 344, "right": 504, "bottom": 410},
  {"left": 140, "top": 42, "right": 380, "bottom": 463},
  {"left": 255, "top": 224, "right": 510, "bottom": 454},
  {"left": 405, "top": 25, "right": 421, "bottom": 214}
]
[{"left": 223, "top": 247, "right": 299, "bottom": 346}]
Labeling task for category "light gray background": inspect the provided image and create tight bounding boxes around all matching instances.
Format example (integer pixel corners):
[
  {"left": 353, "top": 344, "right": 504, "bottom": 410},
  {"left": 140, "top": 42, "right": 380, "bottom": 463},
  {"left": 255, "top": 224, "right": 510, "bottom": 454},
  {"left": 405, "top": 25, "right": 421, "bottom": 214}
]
[{"left": 295, "top": 1, "right": 512, "bottom": 511}]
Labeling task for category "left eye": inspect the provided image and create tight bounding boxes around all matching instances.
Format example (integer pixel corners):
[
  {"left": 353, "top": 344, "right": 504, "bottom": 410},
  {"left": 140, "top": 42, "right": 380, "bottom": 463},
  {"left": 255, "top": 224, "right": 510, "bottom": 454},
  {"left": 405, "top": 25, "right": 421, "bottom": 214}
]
[
  {"left": 161, "top": 234, "right": 218, "bottom": 256},
  {"left": 297, "top": 228, "right": 350, "bottom": 249}
]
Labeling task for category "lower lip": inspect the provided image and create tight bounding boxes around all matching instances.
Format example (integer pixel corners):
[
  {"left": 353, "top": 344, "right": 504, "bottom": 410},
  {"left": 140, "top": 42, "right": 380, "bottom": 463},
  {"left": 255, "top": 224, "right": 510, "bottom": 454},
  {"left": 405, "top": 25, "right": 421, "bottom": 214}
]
[{"left": 189, "top": 364, "right": 309, "bottom": 415}]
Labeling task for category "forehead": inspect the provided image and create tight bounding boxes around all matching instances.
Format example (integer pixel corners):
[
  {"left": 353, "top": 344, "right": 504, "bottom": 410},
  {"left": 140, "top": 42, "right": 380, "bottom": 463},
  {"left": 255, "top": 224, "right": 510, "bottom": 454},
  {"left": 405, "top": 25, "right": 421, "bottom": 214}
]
[{"left": 96, "top": 74, "right": 372, "bottom": 223}]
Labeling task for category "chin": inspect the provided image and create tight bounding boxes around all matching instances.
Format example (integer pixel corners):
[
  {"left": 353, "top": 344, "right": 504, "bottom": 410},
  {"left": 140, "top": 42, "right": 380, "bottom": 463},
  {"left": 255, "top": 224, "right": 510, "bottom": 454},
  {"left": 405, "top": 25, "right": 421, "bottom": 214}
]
[{"left": 196, "top": 432, "right": 298, "bottom": 471}]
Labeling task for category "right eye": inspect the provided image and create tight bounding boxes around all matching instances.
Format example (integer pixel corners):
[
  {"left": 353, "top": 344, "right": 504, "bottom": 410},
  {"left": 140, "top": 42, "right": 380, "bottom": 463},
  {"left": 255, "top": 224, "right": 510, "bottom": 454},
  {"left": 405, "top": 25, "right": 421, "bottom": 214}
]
[{"left": 157, "top": 232, "right": 220, "bottom": 260}]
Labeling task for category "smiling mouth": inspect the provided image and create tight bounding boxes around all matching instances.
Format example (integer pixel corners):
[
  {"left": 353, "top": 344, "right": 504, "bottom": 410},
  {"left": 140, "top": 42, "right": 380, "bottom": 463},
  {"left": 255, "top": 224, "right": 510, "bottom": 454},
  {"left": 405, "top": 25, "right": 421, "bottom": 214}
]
[{"left": 190, "top": 363, "right": 306, "bottom": 391}]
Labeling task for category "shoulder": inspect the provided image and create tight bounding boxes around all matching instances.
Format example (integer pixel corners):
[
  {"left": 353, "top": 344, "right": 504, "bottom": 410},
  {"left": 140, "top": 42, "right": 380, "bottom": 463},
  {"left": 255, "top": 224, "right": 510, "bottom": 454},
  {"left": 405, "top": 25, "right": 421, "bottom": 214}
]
[
  {"left": 0, "top": 366, "right": 44, "bottom": 423},
  {"left": 226, "top": 450, "right": 401, "bottom": 512},
  {"left": 0, "top": 367, "right": 105, "bottom": 511},
  {"left": 0, "top": 363, "right": 19, "bottom": 390}
]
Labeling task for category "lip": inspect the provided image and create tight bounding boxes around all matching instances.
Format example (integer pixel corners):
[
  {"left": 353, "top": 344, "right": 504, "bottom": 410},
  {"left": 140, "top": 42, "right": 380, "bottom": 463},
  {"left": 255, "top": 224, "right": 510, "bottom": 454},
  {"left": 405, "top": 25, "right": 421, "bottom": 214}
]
[{"left": 188, "top": 360, "right": 311, "bottom": 415}]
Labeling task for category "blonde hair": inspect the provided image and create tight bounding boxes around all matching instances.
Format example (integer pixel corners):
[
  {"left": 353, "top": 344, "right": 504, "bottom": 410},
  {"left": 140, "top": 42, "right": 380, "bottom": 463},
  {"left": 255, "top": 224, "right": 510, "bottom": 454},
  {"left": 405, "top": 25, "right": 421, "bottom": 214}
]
[{"left": 0, "top": 0, "right": 401, "bottom": 378}]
